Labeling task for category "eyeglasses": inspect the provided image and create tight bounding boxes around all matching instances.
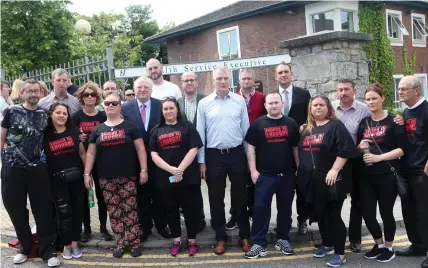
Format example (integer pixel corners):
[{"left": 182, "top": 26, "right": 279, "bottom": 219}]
[
  {"left": 161, "top": 96, "right": 177, "bottom": 101},
  {"left": 397, "top": 87, "right": 416, "bottom": 92},
  {"left": 24, "top": 89, "right": 41, "bottom": 95},
  {"left": 104, "top": 101, "right": 121, "bottom": 106},
  {"left": 125, "top": 93, "right": 135, "bottom": 96},
  {"left": 182, "top": 79, "right": 196, "bottom": 83},
  {"left": 82, "top": 92, "right": 96, "bottom": 98}
]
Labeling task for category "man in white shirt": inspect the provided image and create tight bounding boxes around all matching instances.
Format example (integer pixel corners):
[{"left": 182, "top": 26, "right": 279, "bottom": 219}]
[
  {"left": 0, "top": 81, "right": 11, "bottom": 122},
  {"left": 146, "top": 58, "right": 182, "bottom": 100}
]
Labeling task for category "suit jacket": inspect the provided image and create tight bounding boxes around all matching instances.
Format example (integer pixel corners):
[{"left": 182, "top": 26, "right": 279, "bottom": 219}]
[
  {"left": 281, "top": 86, "right": 311, "bottom": 127},
  {"left": 122, "top": 97, "right": 162, "bottom": 144},
  {"left": 177, "top": 93, "right": 205, "bottom": 126}
]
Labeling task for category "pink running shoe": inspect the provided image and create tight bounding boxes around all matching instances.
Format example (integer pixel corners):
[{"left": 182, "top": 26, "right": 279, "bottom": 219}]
[
  {"left": 188, "top": 241, "right": 198, "bottom": 256},
  {"left": 170, "top": 241, "right": 181, "bottom": 257}
]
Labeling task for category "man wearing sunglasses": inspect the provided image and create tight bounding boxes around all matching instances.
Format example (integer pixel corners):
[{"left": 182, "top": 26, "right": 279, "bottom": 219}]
[
  {"left": 146, "top": 58, "right": 182, "bottom": 100},
  {"left": 124, "top": 89, "right": 135, "bottom": 102}
]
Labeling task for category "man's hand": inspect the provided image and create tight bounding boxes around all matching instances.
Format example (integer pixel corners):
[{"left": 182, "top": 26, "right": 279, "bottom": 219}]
[
  {"left": 84, "top": 174, "right": 93, "bottom": 189},
  {"left": 200, "top": 163, "right": 206, "bottom": 180},
  {"left": 250, "top": 170, "right": 260, "bottom": 184},
  {"left": 139, "top": 170, "right": 148, "bottom": 185},
  {"left": 299, "top": 124, "right": 307, "bottom": 134},
  {"left": 394, "top": 115, "right": 404, "bottom": 126}
]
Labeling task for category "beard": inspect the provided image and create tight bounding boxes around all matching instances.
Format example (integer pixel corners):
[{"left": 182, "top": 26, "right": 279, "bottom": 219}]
[
  {"left": 150, "top": 73, "right": 161, "bottom": 80},
  {"left": 26, "top": 97, "right": 40, "bottom": 105}
]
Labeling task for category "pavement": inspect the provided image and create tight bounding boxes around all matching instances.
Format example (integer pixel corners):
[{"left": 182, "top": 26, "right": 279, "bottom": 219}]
[{"left": 0, "top": 178, "right": 405, "bottom": 249}]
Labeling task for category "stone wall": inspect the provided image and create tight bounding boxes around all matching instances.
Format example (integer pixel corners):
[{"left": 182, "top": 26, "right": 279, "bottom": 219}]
[{"left": 279, "top": 31, "right": 373, "bottom": 101}]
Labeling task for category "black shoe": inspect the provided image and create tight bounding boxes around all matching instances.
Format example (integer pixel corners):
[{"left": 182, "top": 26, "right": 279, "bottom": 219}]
[
  {"left": 225, "top": 217, "right": 237, "bottom": 231},
  {"left": 80, "top": 231, "right": 92, "bottom": 243},
  {"left": 377, "top": 248, "right": 395, "bottom": 263},
  {"left": 197, "top": 219, "right": 206, "bottom": 233},
  {"left": 421, "top": 257, "right": 428, "bottom": 268},
  {"left": 113, "top": 246, "right": 125, "bottom": 258},
  {"left": 297, "top": 222, "right": 308, "bottom": 235},
  {"left": 396, "top": 245, "right": 426, "bottom": 257},
  {"left": 130, "top": 246, "right": 143, "bottom": 257},
  {"left": 349, "top": 242, "right": 361, "bottom": 253},
  {"left": 364, "top": 244, "right": 381, "bottom": 259},
  {"left": 100, "top": 230, "right": 113, "bottom": 241},
  {"left": 158, "top": 227, "right": 172, "bottom": 239},
  {"left": 140, "top": 230, "right": 152, "bottom": 242}
]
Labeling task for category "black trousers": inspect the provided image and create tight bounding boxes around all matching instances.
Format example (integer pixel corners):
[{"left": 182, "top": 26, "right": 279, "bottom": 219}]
[
  {"left": 401, "top": 174, "right": 428, "bottom": 251},
  {"left": 318, "top": 199, "right": 347, "bottom": 255},
  {"left": 360, "top": 174, "right": 397, "bottom": 242},
  {"left": 82, "top": 166, "right": 108, "bottom": 232},
  {"left": 229, "top": 172, "right": 254, "bottom": 218},
  {"left": 52, "top": 176, "right": 85, "bottom": 245},
  {"left": 161, "top": 185, "right": 202, "bottom": 239},
  {"left": 206, "top": 145, "right": 250, "bottom": 241},
  {"left": 348, "top": 159, "right": 362, "bottom": 244},
  {"left": 1, "top": 165, "right": 56, "bottom": 260},
  {"left": 296, "top": 184, "right": 309, "bottom": 223}
]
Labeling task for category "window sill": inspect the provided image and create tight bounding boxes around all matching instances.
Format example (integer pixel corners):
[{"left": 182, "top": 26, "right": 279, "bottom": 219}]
[
  {"left": 412, "top": 42, "right": 426, "bottom": 48},
  {"left": 390, "top": 41, "right": 403, "bottom": 46}
]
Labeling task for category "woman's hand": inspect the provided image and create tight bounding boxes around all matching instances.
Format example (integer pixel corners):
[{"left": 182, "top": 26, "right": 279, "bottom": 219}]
[
  {"left": 169, "top": 166, "right": 184, "bottom": 176},
  {"left": 358, "top": 139, "right": 371, "bottom": 150},
  {"left": 173, "top": 175, "right": 183, "bottom": 183},
  {"left": 326, "top": 169, "right": 339, "bottom": 185},
  {"left": 139, "top": 170, "right": 148, "bottom": 185},
  {"left": 84, "top": 174, "right": 93, "bottom": 189},
  {"left": 79, "top": 133, "right": 88, "bottom": 143},
  {"left": 363, "top": 153, "right": 383, "bottom": 164}
]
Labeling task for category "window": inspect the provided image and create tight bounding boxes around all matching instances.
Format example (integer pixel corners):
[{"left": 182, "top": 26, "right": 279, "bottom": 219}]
[
  {"left": 412, "top": 13, "right": 428, "bottom": 47},
  {"left": 386, "top": 9, "right": 408, "bottom": 46},
  {"left": 305, "top": 2, "right": 359, "bottom": 35},
  {"left": 216, "top": 26, "right": 241, "bottom": 90},
  {"left": 394, "top": 74, "right": 428, "bottom": 109}
]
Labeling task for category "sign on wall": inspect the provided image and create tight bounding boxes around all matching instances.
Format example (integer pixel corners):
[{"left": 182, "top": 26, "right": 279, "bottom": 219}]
[{"left": 115, "top": 54, "right": 291, "bottom": 79}]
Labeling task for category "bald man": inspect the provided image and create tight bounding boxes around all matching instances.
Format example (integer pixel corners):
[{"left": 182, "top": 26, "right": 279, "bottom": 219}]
[{"left": 146, "top": 58, "right": 182, "bottom": 100}]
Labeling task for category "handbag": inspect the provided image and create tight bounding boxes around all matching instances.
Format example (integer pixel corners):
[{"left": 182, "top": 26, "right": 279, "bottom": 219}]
[
  {"left": 364, "top": 119, "right": 409, "bottom": 199},
  {"left": 53, "top": 167, "right": 82, "bottom": 182}
]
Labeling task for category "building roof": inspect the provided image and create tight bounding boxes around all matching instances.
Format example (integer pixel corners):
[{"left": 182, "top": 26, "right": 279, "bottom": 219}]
[{"left": 145, "top": 0, "right": 304, "bottom": 43}]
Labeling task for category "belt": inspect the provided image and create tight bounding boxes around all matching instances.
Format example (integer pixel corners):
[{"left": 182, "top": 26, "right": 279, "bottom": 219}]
[{"left": 207, "top": 145, "right": 242, "bottom": 154}]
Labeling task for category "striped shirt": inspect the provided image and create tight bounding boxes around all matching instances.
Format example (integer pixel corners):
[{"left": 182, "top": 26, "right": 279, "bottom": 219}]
[
  {"left": 332, "top": 99, "right": 371, "bottom": 144},
  {"left": 184, "top": 95, "right": 197, "bottom": 123},
  {"left": 196, "top": 91, "right": 250, "bottom": 163}
]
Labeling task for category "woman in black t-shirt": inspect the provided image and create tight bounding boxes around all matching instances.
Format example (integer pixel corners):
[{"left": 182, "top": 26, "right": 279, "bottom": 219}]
[
  {"left": 43, "top": 102, "right": 86, "bottom": 260},
  {"left": 72, "top": 82, "right": 112, "bottom": 243},
  {"left": 297, "top": 95, "right": 356, "bottom": 267},
  {"left": 149, "top": 97, "right": 203, "bottom": 257},
  {"left": 84, "top": 93, "right": 148, "bottom": 258},
  {"left": 356, "top": 84, "right": 405, "bottom": 262}
]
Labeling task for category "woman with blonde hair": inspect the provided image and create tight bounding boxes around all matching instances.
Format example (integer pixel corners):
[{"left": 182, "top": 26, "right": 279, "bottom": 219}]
[
  {"left": 10, "top": 79, "right": 24, "bottom": 104},
  {"left": 39, "top": 81, "right": 50, "bottom": 97}
]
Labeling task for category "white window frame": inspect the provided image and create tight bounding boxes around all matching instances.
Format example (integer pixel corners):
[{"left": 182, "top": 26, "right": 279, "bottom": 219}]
[
  {"left": 386, "top": 9, "right": 408, "bottom": 46},
  {"left": 411, "top": 13, "right": 428, "bottom": 48},
  {"left": 393, "top": 73, "right": 428, "bottom": 108},
  {"left": 216, "top": 26, "right": 241, "bottom": 91},
  {"left": 305, "top": 1, "right": 359, "bottom": 35}
]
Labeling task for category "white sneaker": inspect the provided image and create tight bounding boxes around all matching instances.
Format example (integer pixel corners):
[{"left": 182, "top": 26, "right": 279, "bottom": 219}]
[
  {"left": 47, "top": 256, "right": 61, "bottom": 267},
  {"left": 13, "top": 253, "right": 27, "bottom": 264}
]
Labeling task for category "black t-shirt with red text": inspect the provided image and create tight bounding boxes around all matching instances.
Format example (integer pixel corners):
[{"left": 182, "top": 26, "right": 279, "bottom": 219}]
[
  {"left": 244, "top": 115, "right": 299, "bottom": 175},
  {"left": 89, "top": 120, "right": 141, "bottom": 178},
  {"left": 403, "top": 100, "right": 428, "bottom": 175},
  {"left": 43, "top": 128, "right": 82, "bottom": 174},
  {"left": 298, "top": 119, "right": 356, "bottom": 179},
  {"left": 357, "top": 115, "right": 406, "bottom": 175},
  {"left": 149, "top": 121, "right": 203, "bottom": 188},
  {"left": 72, "top": 110, "right": 106, "bottom": 149}
]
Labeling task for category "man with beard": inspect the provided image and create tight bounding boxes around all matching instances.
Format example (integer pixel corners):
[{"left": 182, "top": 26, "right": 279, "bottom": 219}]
[
  {"left": 146, "top": 58, "right": 182, "bottom": 100},
  {"left": 1, "top": 79, "right": 60, "bottom": 266},
  {"left": 177, "top": 72, "right": 206, "bottom": 232}
]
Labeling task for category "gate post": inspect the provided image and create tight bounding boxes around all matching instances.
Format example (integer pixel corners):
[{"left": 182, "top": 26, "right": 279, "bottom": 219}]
[{"left": 106, "top": 47, "right": 115, "bottom": 80}]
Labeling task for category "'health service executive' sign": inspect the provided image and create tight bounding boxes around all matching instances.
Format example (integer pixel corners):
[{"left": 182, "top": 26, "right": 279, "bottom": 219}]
[{"left": 114, "top": 54, "right": 291, "bottom": 79}]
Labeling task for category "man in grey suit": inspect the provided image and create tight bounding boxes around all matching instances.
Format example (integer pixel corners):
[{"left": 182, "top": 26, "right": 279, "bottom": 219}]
[{"left": 177, "top": 71, "right": 206, "bottom": 232}]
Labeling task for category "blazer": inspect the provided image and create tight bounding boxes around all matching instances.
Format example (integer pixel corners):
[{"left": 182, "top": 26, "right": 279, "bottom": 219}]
[
  {"left": 177, "top": 93, "right": 205, "bottom": 126},
  {"left": 281, "top": 86, "right": 311, "bottom": 127},
  {"left": 122, "top": 97, "right": 162, "bottom": 144}
]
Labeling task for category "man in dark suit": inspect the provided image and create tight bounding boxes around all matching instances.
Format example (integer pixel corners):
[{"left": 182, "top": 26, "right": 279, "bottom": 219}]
[
  {"left": 122, "top": 75, "right": 171, "bottom": 240},
  {"left": 177, "top": 71, "right": 206, "bottom": 232},
  {"left": 275, "top": 62, "right": 311, "bottom": 235}
]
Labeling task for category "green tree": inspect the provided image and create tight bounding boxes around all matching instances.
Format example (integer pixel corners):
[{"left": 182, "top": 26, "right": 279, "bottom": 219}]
[
  {"left": 402, "top": 45, "right": 416, "bottom": 76},
  {"left": 1, "top": 0, "right": 74, "bottom": 76}
]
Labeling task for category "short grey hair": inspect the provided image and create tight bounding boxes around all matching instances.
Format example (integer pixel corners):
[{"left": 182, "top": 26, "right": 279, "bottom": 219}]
[
  {"left": 181, "top": 72, "right": 198, "bottom": 81},
  {"left": 403, "top": 75, "right": 422, "bottom": 89},
  {"left": 213, "top": 67, "right": 230, "bottom": 78},
  {"left": 134, "top": 76, "right": 153, "bottom": 88},
  {"left": 239, "top": 69, "right": 255, "bottom": 79},
  {"left": 51, "top": 68, "right": 70, "bottom": 79}
]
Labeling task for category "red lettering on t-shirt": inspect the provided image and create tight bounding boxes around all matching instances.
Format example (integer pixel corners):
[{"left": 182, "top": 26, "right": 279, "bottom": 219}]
[
  {"left": 100, "top": 129, "right": 125, "bottom": 142},
  {"left": 264, "top": 126, "right": 288, "bottom": 140},
  {"left": 159, "top": 131, "right": 182, "bottom": 147},
  {"left": 302, "top": 134, "right": 324, "bottom": 147},
  {"left": 405, "top": 118, "right": 417, "bottom": 136},
  {"left": 49, "top": 136, "right": 75, "bottom": 152},
  {"left": 363, "top": 125, "right": 387, "bottom": 139},
  {"left": 79, "top": 121, "right": 100, "bottom": 132}
]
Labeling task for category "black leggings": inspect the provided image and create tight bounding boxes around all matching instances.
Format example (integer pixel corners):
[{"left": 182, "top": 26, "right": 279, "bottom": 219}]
[
  {"left": 318, "top": 199, "right": 347, "bottom": 255},
  {"left": 83, "top": 167, "right": 108, "bottom": 232},
  {"left": 360, "top": 174, "right": 397, "bottom": 242},
  {"left": 160, "top": 185, "right": 202, "bottom": 240}
]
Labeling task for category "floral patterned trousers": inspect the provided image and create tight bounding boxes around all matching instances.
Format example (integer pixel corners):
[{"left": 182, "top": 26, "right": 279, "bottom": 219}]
[{"left": 99, "top": 177, "right": 140, "bottom": 247}]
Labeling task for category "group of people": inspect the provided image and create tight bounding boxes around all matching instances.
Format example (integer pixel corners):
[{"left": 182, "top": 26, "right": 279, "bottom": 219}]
[{"left": 1, "top": 58, "right": 428, "bottom": 268}]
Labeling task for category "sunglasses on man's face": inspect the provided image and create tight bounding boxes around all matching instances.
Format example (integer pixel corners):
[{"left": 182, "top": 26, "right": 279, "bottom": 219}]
[
  {"left": 104, "top": 101, "right": 121, "bottom": 107},
  {"left": 126, "top": 93, "right": 135, "bottom": 96},
  {"left": 82, "top": 92, "right": 96, "bottom": 98}
]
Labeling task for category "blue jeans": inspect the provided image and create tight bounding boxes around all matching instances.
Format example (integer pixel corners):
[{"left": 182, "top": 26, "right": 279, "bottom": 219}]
[{"left": 251, "top": 172, "right": 295, "bottom": 248}]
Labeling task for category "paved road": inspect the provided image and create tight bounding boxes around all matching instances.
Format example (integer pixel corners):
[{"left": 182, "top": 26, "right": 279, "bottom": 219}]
[{"left": 1, "top": 230, "right": 426, "bottom": 268}]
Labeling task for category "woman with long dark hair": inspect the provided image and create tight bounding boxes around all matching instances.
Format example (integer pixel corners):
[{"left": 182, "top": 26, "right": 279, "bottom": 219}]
[
  {"left": 149, "top": 97, "right": 203, "bottom": 257},
  {"left": 43, "top": 102, "right": 86, "bottom": 260},
  {"left": 298, "top": 95, "right": 356, "bottom": 267},
  {"left": 356, "top": 83, "right": 405, "bottom": 262}
]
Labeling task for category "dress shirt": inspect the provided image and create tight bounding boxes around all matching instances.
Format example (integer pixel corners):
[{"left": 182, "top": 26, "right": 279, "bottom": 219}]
[
  {"left": 332, "top": 99, "right": 371, "bottom": 144},
  {"left": 137, "top": 98, "right": 151, "bottom": 130},
  {"left": 38, "top": 92, "right": 82, "bottom": 115},
  {"left": 196, "top": 91, "right": 250, "bottom": 163},
  {"left": 408, "top": 97, "right": 426, "bottom": 109},
  {"left": 184, "top": 95, "right": 197, "bottom": 123},
  {"left": 279, "top": 84, "right": 293, "bottom": 111}
]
